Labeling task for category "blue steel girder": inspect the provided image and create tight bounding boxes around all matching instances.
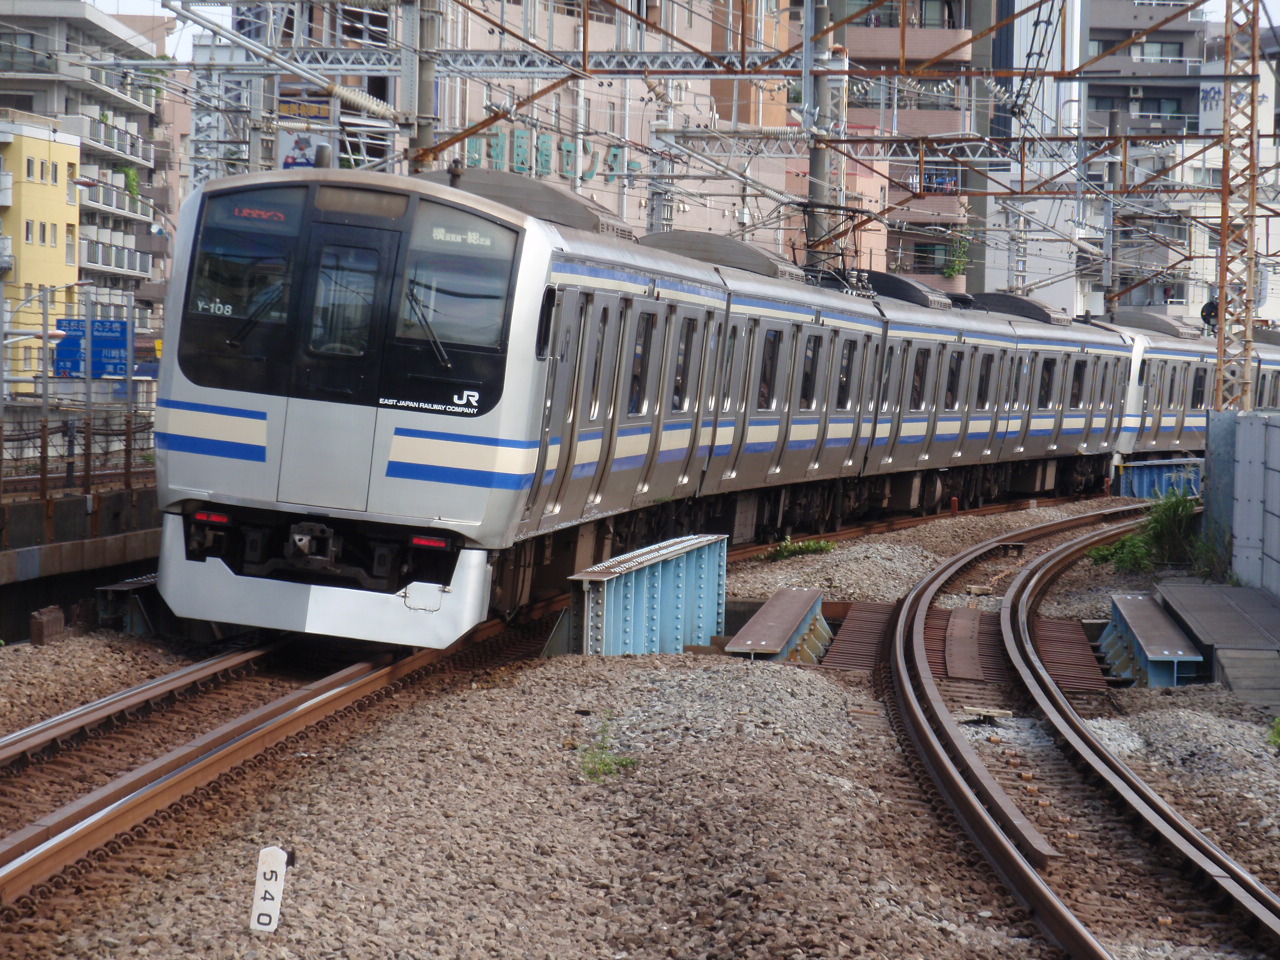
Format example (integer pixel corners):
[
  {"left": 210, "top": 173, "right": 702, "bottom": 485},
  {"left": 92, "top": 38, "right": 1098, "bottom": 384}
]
[{"left": 433, "top": 50, "right": 803, "bottom": 79}]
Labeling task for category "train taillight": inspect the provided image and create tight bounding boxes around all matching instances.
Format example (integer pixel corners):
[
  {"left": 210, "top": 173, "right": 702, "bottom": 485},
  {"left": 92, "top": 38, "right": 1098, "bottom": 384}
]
[
  {"left": 411, "top": 535, "right": 450, "bottom": 550},
  {"left": 194, "top": 510, "right": 231, "bottom": 525}
]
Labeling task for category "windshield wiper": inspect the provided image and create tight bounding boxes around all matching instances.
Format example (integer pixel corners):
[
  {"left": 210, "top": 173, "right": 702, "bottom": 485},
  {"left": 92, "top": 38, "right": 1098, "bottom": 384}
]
[
  {"left": 405, "top": 279, "right": 452, "bottom": 370},
  {"left": 225, "top": 285, "right": 285, "bottom": 348}
]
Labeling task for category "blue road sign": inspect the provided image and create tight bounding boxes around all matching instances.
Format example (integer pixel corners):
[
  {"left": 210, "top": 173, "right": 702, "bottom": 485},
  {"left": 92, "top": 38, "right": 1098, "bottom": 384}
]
[{"left": 54, "top": 318, "right": 130, "bottom": 378}]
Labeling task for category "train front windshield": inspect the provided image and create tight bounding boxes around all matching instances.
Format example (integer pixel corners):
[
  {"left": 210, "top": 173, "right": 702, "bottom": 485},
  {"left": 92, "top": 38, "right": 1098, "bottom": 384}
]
[{"left": 178, "top": 184, "right": 518, "bottom": 417}]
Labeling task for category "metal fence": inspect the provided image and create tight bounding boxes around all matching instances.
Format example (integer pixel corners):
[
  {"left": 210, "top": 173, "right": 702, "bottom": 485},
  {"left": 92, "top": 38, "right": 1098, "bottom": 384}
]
[{"left": 0, "top": 406, "right": 155, "bottom": 498}]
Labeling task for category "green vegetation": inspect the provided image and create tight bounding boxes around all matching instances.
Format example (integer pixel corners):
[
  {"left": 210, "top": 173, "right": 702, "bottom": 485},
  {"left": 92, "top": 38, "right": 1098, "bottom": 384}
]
[
  {"left": 942, "top": 231, "right": 971, "bottom": 279},
  {"left": 578, "top": 716, "right": 637, "bottom": 782},
  {"left": 1268, "top": 717, "right": 1280, "bottom": 753},
  {"left": 1088, "top": 484, "right": 1214, "bottom": 576},
  {"left": 771, "top": 536, "right": 835, "bottom": 561}
]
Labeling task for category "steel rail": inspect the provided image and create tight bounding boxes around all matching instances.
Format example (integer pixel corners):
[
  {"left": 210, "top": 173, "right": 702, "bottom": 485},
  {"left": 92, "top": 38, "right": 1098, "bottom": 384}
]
[
  {"left": 0, "top": 643, "right": 466, "bottom": 907},
  {"left": 1003, "top": 514, "right": 1280, "bottom": 947},
  {"left": 0, "top": 645, "right": 275, "bottom": 770},
  {"left": 890, "top": 503, "right": 1147, "bottom": 960}
]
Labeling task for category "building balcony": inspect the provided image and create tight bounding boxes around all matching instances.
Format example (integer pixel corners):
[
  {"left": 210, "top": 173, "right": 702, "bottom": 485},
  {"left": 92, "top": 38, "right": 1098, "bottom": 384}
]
[
  {"left": 80, "top": 239, "right": 151, "bottom": 279},
  {"left": 886, "top": 189, "right": 967, "bottom": 223},
  {"left": 135, "top": 279, "right": 167, "bottom": 303},
  {"left": 1090, "top": 2, "right": 1203, "bottom": 31},
  {"left": 840, "top": 24, "right": 973, "bottom": 64},
  {"left": 78, "top": 183, "right": 154, "bottom": 224},
  {"left": 0, "top": 235, "right": 13, "bottom": 275},
  {"left": 58, "top": 115, "right": 154, "bottom": 169},
  {"left": 0, "top": 170, "right": 11, "bottom": 207},
  {"left": 56, "top": 59, "right": 158, "bottom": 114}
]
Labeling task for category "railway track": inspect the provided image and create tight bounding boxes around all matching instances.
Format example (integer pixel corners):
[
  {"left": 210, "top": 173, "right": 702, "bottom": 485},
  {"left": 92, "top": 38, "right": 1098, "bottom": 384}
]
[
  {"left": 0, "top": 622, "right": 552, "bottom": 919},
  {"left": 888, "top": 503, "right": 1280, "bottom": 957}
]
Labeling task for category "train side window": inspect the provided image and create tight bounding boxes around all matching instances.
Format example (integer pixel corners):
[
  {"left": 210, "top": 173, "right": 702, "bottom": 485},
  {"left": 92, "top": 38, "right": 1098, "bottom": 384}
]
[
  {"left": 758, "top": 329, "right": 782, "bottom": 410},
  {"left": 627, "top": 311, "right": 654, "bottom": 415},
  {"left": 975, "top": 354, "right": 994, "bottom": 409},
  {"left": 1069, "top": 359, "right": 1087, "bottom": 409},
  {"left": 1036, "top": 358, "right": 1057, "bottom": 409},
  {"left": 1190, "top": 367, "right": 1207, "bottom": 408},
  {"left": 836, "top": 340, "right": 856, "bottom": 410},
  {"left": 1138, "top": 359, "right": 1147, "bottom": 386},
  {"left": 1167, "top": 366, "right": 1179, "bottom": 407},
  {"left": 1010, "top": 356, "right": 1026, "bottom": 408},
  {"left": 800, "top": 334, "right": 822, "bottom": 410},
  {"left": 1098, "top": 361, "right": 1110, "bottom": 402},
  {"left": 879, "top": 346, "right": 895, "bottom": 412},
  {"left": 590, "top": 306, "right": 611, "bottom": 419},
  {"left": 1270, "top": 371, "right": 1279, "bottom": 408},
  {"left": 535, "top": 287, "right": 556, "bottom": 360},
  {"left": 721, "top": 327, "right": 738, "bottom": 412},
  {"left": 909, "top": 349, "right": 930, "bottom": 411},
  {"left": 671, "top": 317, "right": 696, "bottom": 413},
  {"left": 944, "top": 350, "right": 963, "bottom": 410}
]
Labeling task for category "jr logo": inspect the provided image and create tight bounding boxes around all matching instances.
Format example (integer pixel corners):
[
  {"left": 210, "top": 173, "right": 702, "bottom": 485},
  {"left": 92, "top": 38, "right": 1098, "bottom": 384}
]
[{"left": 454, "top": 390, "right": 480, "bottom": 406}]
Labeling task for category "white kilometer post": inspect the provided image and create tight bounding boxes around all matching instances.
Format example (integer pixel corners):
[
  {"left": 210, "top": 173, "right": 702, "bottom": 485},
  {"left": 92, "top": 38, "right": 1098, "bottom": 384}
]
[{"left": 249, "top": 845, "right": 290, "bottom": 932}]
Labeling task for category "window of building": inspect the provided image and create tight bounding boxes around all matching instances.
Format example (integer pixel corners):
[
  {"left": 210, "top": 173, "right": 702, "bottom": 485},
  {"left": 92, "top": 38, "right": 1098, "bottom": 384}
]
[
  {"left": 1088, "top": 96, "right": 1117, "bottom": 112},
  {"left": 49, "top": 223, "right": 56, "bottom": 247},
  {"left": 911, "top": 242, "right": 948, "bottom": 275},
  {"left": 24, "top": 219, "right": 33, "bottom": 242},
  {"left": 66, "top": 163, "right": 77, "bottom": 202},
  {"left": 50, "top": 162, "right": 57, "bottom": 184},
  {"left": 1139, "top": 40, "right": 1184, "bottom": 60},
  {"left": 1139, "top": 97, "right": 1181, "bottom": 116},
  {"left": 39, "top": 159, "right": 47, "bottom": 182},
  {"left": 26, "top": 157, "right": 35, "bottom": 180},
  {"left": 38, "top": 222, "right": 46, "bottom": 245}
]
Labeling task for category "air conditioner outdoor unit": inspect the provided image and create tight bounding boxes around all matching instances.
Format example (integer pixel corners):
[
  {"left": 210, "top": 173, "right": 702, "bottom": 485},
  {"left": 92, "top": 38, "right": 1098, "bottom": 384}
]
[{"left": 1129, "top": 86, "right": 1144, "bottom": 99}]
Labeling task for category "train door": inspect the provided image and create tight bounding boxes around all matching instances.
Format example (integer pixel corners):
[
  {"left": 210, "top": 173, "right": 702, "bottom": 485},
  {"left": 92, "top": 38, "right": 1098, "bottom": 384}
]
[
  {"left": 812, "top": 333, "right": 858, "bottom": 478},
  {"left": 1026, "top": 352, "right": 1067, "bottom": 458},
  {"left": 535, "top": 291, "right": 622, "bottom": 531},
  {"left": 703, "top": 319, "right": 748, "bottom": 491},
  {"left": 881, "top": 343, "right": 933, "bottom": 468},
  {"left": 1000, "top": 350, "right": 1033, "bottom": 458},
  {"left": 1091, "top": 356, "right": 1120, "bottom": 453},
  {"left": 1064, "top": 356, "right": 1093, "bottom": 452},
  {"left": 608, "top": 305, "right": 661, "bottom": 505},
  {"left": 683, "top": 308, "right": 724, "bottom": 493},
  {"left": 1162, "top": 362, "right": 1187, "bottom": 449},
  {"left": 277, "top": 222, "right": 400, "bottom": 511},
  {"left": 1135, "top": 358, "right": 1162, "bottom": 451},
  {"left": 724, "top": 319, "right": 790, "bottom": 490},
  {"left": 521, "top": 287, "right": 569, "bottom": 525},
  {"left": 777, "top": 327, "right": 827, "bottom": 484},
  {"left": 931, "top": 345, "right": 968, "bottom": 463},
  {"left": 636, "top": 308, "right": 703, "bottom": 504},
  {"left": 967, "top": 349, "right": 1001, "bottom": 463}
]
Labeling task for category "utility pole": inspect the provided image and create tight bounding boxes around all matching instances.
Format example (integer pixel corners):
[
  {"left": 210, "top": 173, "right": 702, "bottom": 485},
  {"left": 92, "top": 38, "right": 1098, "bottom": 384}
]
[
  {"left": 1215, "top": 0, "right": 1261, "bottom": 411},
  {"left": 410, "top": 0, "right": 439, "bottom": 172},
  {"left": 804, "top": 0, "right": 832, "bottom": 272}
]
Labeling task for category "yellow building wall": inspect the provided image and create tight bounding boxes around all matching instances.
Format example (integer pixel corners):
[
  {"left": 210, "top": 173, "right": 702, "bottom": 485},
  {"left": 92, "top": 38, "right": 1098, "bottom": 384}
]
[{"left": 2, "top": 127, "right": 81, "bottom": 394}]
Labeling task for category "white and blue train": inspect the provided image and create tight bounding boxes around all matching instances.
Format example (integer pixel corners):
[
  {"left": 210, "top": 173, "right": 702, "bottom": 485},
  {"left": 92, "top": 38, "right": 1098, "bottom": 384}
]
[{"left": 154, "top": 166, "right": 1273, "bottom": 647}]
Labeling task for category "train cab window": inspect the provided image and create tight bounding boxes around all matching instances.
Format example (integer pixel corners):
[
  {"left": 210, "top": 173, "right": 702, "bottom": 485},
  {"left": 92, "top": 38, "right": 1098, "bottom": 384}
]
[
  {"left": 721, "top": 327, "right": 738, "bottom": 412},
  {"left": 943, "top": 350, "right": 963, "bottom": 410},
  {"left": 626, "top": 311, "right": 653, "bottom": 416},
  {"left": 309, "top": 244, "right": 379, "bottom": 357},
  {"left": 1069, "top": 359, "right": 1087, "bottom": 409},
  {"left": 975, "top": 354, "right": 994, "bottom": 409},
  {"left": 1036, "top": 358, "right": 1057, "bottom": 409},
  {"left": 836, "top": 340, "right": 856, "bottom": 410},
  {"left": 397, "top": 201, "right": 517, "bottom": 349},
  {"left": 758, "top": 329, "right": 782, "bottom": 410},
  {"left": 671, "top": 318, "right": 695, "bottom": 413},
  {"left": 909, "top": 349, "right": 931, "bottom": 411},
  {"left": 1190, "top": 367, "right": 1207, "bottom": 408},
  {"left": 800, "top": 334, "right": 822, "bottom": 410}
]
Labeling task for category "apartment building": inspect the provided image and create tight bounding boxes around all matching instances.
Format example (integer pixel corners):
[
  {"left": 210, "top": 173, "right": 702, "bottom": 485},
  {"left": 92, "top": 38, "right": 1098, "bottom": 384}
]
[
  {"left": 0, "top": 0, "right": 175, "bottom": 397},
  {"left": 0, "top": 110, "right": 81, "bottom": 394}
]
